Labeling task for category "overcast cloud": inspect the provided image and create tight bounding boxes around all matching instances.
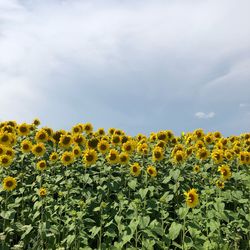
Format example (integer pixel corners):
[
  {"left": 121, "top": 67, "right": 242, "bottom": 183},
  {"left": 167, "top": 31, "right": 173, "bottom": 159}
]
[{"left": 0, "top": 0, "right": 250, "bottom": 136}]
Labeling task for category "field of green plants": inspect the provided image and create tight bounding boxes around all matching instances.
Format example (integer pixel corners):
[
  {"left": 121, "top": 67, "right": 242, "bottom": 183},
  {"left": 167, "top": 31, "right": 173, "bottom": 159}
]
[{"left": 0, "top": 119, "right": 249, "bottom": 249}]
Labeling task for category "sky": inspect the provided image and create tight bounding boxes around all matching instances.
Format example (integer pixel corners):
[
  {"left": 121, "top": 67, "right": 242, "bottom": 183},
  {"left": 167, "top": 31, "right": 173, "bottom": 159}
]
[{"left": 0, "top": 0, "right": 250, "bottom": 136}]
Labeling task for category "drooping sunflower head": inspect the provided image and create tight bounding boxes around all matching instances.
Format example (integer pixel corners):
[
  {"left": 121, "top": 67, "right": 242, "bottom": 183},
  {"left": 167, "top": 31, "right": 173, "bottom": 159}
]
[
  {"left": 39, "top": 187, "right": 47, "bottom": 198},
  {"left": 152, "top": 146, "right": 164, "bottom": 162},
  {"left": 119, "top": 152, "right": 129, "bottom": 165},
  {"left": 3, "top": 176, "right": 17, "bottom": 191},
  {"left": 196, "top": 148, "right": 209, "bottom": 161},
  {"left": 36, "top": 160, "right": 47, "bottom": 171},
  {"left": 173, "top": 150, "right": 186, "bottom": 164},
  {"left": 218, "top": 165, "right": 231, "bottom": 180},
  {"left": 83, "top": 149, "right": 98, "bottom": 167},
  {"left": 147, "top": 165, "right": 157, "bottom": 177},
  {"left": 21, "top": 140, "right": 32, "bottom": 153},
  {"left": 17, "top": 123, "right": 31, "bottom": 136},
  {"left": 130, "top": 163, "right": 141, "bottom": 177},
  {"left": 184, "top": 188, "right": 199, "bottom": 208},
  {"left": 61, "top": 151, "right": 75, "bottom": 166},
  {"left": 107, "top": 149, "right": 119, "bottom": 165},
  {"left": 97, "top": 140, "right": 110, "bottom": 154},
  {"left": 32, "top": 143, "right": 46, "bottom": 157}
]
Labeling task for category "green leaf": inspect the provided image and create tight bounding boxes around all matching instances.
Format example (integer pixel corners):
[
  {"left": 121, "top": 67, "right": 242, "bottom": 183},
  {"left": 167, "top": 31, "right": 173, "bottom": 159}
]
[
  {"left": 90, "top": 226, "right": 101, "bottom": 238},
  {"left": 66, "top": 234, "right": 76, "bottom": 246},
  {"left": 162, "top": 176, "right": 171, "bottom": 184},
  {"left": 178, "top": 207, "right": 189, "bottom": 220},
  {"left": 139, "top": 188, "right": 148, "bottom": 200},
  {"left": 139, "top": 216, "right": 150, "bottom": 229},
  {"left": 168, "top": 222, "right": 182, "bottom": 241},
  {"left": 21, "top": 225, "right": 33, "bottom": 240},
  {"left": 128, "top": 179, "right": 137, "bottom": 190}
]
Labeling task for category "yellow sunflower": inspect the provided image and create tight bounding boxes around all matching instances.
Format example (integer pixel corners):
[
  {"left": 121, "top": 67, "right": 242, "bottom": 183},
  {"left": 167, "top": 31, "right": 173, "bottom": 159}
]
[
  {"left": 83, "top": 123, "right": 93, "bottom": 134},
  {"left": 122, "top": 141, "right": 135, "bottom": 154},
  {"left": 107, "top": 149, "right": 119, "bottom": 165},
  {"left": 49, "top": 152, "right": 59, "bottom": 162},
  {"left": 196, "top": 148, "right": 209, "bottom": 161},
  {"left": 35, "top": 129, "right": 49, "bottom": 142},
  {"left": 59, "top": 134, "right": 73, "bottom": 149},
  {"left": 0, "top": 132, "right": 12, "bottom": 146},
  {"left": 0, "top": 155, "right": 13, "bottom": 167},
  {"left": 130, "top": 163, "right": 141, "bottom": 177},
  {"left": 17, "top": 123, "right": 30, "bottom": 136},
  {"left": 97, "top": 128, "right": 105, "bottom": 136},
  {"left": 83, "top": 149, "right": 98, "bottom": 167},
  {"left": 147, "top": 165, "right": 157, "bottom": 177},
  {"left": 173, "top": 150, "right": 186, "bottom": 164},
  {"left": 33, "top": 118, "right": 41, "bottom": 126},
  {"left": 39, "top": 187, "right": 47, "bottom": 197},
  {"left": 111, "top": 135, "right": 121, "bottom": 145},
  {"left": 73, "top": 134, "right": 86, "bottom": 146},
  {"left": 119, "top": 152, "right": 130, "bottom": 165},
  {"left": 193, "top": 165, "right": 200, "bottom": 173},
  {"left": 216, "top": 180, "right": 225, "bottom": 189},
  {"left": 21, "top": 140, "right": 32, "bottom": 153},
  {"left": 61, "top": 151, "right": 75, "bottom": 166},
  {"left": 36, "top": 160, "right": 47, "bottom": 171},
  {"left": 0, "top": 145, "right": 6, "bottom": 156},
  {"left": 3, "top": 176, "right": 17, "bottom": 191},
  {"left": 184, "top": 188, "right": 199, "bottom": 208},
  {"left": 32, "top": 143, "right": 46, "bottom": 157},
  {"left": 71, "top": 124, "right": 83, "bottom": 134},
  {"left": 152, "top": 146, "right": 164, "bottom": 162},
  {"left": 97, "top": 140, "right": 110, "bottom": 154},
  {"left": 211, "top": 150, "right": 224, "bottom": 164},
  {"left": 218, "top": 165, "right": 231, "bottom": 180},
  {"left": 72, "top": 146, "right": 82, "bottom": 158},
  {"left": 157, "top": 131, "right": 168, "bottom": 142}
]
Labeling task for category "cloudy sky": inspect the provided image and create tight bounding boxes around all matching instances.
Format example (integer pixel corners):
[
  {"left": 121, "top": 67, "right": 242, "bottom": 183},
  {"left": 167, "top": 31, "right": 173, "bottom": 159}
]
[{"left": 0, "top": 0, "right": 250, "bottom": 136}]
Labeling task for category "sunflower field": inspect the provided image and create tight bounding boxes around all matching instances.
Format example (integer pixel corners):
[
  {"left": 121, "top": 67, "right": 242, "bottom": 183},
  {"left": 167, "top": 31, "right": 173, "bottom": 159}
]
[{"left": 0, "top": 119, "right": 249, "bottom": 250}]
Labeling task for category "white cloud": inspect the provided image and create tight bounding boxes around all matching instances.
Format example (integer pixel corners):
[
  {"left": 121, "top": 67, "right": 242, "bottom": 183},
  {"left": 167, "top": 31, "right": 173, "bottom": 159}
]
[
  {"left": 195, "top": 112, "right": 215, "bottom": 119},
  {"left": 239, "top": 103, "right": 250, "bottom": 108}
]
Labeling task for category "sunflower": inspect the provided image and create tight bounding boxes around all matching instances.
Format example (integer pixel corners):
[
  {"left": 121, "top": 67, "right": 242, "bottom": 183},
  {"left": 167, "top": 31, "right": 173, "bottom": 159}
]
[
  {"left": 186, "top": 147, "right": 193, "bottom": 157},
  {"left": 33, "top": 118, "right": 41, "bottom": 126},
  {"left": 83, "top": 149, "right": 98, "bottom": 167},
  {"left": 239, "top": 151, "right": 247, "bottom": 164},
  {"left": 52, "top": 130, "right": 66, "bottom": 143},
  {"left": 122, "top": 141, "right": 135, "bottom": 154},
  {"left": 36, "top": 160, "right": 47, "bottom": 171},
  {"left": 173, "top": 150, "right": 186, "bottom": 164},
  {"left": 166, "top": 130, "right": 174, "bottom": 140},
  {"left": 0, "top": 132, "right": 12, "bottom": 146},
  {"left": 49, "top": 152, "right": 59, "bottom": 162},
  {"left": 119, "top": 152, "right": 129, "bottom": 165},
  {"left": 71, "top": 124, "right": 83, "bottom": 134},
  {"left": 156, "top": 140, "right": 166, "bottom": 149},
  {"left": 5, "top": 147, "right": 15, "bottom": 159},
  {"left": 17, "top": 123, "right": 30, "bottom": 136},
  {"left": 218, "top": 165, "right": 231, "bottom": 180},
  {"left": 32, "top": 143, "right": 46, "bottom": 157},
  {"left": 137, "top": 143, "right": 148, "bottom": 155},
  {"left": 0, "top": 145, "right": 6, "bottom": 156},
  {"left": 130, "top": 163, "right": 141, "bottom": 177},
  {"left": 73, "top": 134, "right": 86, "bottom": 146},
  {"left": 83, "top": 123, "right": 93, "bottom": 134},
  {"left": 211, "top": 150, "right": 224, "bottom": 164},
  {"left": 149, "top": 133, "right": 157, "bottom": 142},
  {"left": 35, "top": 129, "right": 49, "bottom": 142},
  {"left": 111, "top": 135, "right": 121, "bottom": 145},
  {"left": 97, "top": 140, "right": 110, "bottom": 154},
  {"left": 97, "top": 128, "right": 105, "bottom": 136},
  {"left": 204, "top": 133, "right": 214, "bottom": 144},
  {"left": 213, "top": 131, "right": 222, "bottom": 140},
  {"left": 59, "top": 134, "right": 73, "bottom": 149},
  {"left": 195, "top": 140, "right": 205, "bottom": 150},
  {"left": 157, "top": 131, "right": 168, "bottom": 142},
  {"left": 21, "top": 140, "right": 32, "bottom": 153},
  {"left": 224, "top": 150, "right": 234, "bottom": 161},
  {"left": 39, "top": 187, "right": 47, "bottom": 197},
  {"left": 152, "top": 146, "right": 164, "bottom": 162},
  {"left": 184, "top": 188, "right": 199, "bottom": 208},
  {"left": 196, "top": 148, "right": 209, "bottom": 161},
  {"left": 0, "top": 155, "right": 13, "bottom": 167},
  {"left": 61, "top": 151, "right": 75, "bottom": 166},
  {"left": 108, "top": 128, "right": 115, "bottom": 135},
  {"left": 3, "top": 176, "right": 17, "bottom": 191},
  {"left": 193, "top": 165, "right": 200, "bottom": 173},
  {"left": 216, "top": 180, "right": 225, "bottom": 189},
  {"left": 87, "top": 138, "right": 99, "bottom": 149},
  {"left": 72, "top": 146, "right": 81, "bottom": 158},
  {"left": 147, "top": 165, "right": 157, "bottom": 177},
  {"left": 107, "top": 149, "right": 119, "bottom": 165}
]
